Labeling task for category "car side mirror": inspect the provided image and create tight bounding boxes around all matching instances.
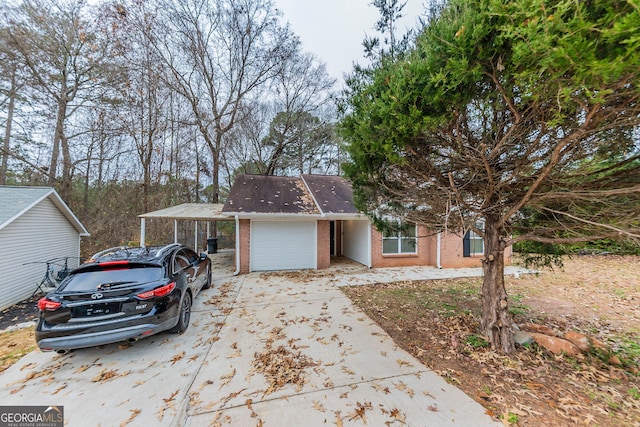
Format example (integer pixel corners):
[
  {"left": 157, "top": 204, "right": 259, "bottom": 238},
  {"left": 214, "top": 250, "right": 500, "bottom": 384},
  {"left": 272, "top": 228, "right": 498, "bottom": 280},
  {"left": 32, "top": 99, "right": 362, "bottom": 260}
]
[{"left": 199, "top": 252, "right": 209, "bottom": 261}]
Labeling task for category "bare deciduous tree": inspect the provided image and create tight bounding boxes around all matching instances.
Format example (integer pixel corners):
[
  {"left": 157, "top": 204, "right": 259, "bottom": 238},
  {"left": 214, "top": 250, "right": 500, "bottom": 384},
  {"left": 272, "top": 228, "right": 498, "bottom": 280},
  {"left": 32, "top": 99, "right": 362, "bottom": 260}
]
[
  {"left": 150, "top": 0, "right": 297, "bottom": 202},
  {"left": 6, "top": 0, "right": 115, "bottom": 199}
]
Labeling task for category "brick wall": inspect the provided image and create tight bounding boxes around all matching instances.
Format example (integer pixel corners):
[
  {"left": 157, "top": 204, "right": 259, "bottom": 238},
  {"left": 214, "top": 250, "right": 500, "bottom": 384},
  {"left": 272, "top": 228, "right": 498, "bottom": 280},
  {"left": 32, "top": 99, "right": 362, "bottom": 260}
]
[
  {"left": 437, "top": 231, "right": 512, "bottom": 268},
  {"left": 238, "top": 219, "right": 251, "bottom": 274},
  {"left": 370, "top": 226, "right": 512, "bottom": 269},
  {"left": 437, "top": 231, "right": 481, "bottom": 268},
  {"left": 371, "top": 224, "right": 431, "bottom": 268},
  {"left": 317, "top": 220, "right": 330, "bottom": 269}
]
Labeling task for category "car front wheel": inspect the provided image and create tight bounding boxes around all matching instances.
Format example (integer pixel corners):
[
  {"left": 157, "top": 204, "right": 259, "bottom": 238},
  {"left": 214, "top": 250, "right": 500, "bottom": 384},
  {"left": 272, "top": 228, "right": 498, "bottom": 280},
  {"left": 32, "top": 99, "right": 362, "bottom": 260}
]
[
  {"left": 202, "top": 265, "right": 212, "bottom": 290},
  {"left": 170, "top": 292, "right": 191, "bottom": 333}
]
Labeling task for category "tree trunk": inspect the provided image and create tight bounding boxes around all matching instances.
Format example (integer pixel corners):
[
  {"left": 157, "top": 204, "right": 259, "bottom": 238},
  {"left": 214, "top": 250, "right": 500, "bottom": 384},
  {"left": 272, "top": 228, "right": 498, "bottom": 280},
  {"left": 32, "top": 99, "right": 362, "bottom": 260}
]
[
  {"left": 49, "top": 82, "right": 68, "bottom": 188},
  {"left": 212, "top": 132, "right": 222, "bottom": 204},
  {"left": 0, "top": 64, "right": 17, "bottom": 185},
  {"left": 480, "top": 216, "right": 515, "bottom": 354}
]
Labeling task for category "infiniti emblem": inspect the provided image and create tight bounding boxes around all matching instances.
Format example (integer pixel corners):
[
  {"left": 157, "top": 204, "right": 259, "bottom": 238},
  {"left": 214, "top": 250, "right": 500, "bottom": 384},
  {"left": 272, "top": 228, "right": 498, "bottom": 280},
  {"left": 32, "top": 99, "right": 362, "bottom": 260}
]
[{"left": 91, "top": 293, "right": 103, "bottom": 300}]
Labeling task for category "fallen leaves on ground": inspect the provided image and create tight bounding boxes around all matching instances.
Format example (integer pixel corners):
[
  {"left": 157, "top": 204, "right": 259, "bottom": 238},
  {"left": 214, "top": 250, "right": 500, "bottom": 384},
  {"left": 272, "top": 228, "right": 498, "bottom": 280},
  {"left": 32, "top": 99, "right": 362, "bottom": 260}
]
[
  {"left": 157, "top": 389, "right": 179, "bottom": 421},
  {"left": 347, "top": 401, "right": 372, "bottom": 423},
  {"left": 170, "top": 351, "right": 185, "bottom": 365},
  {"left": 219, "top": 368, "right": 236, "bottom": 389},
  {"left": 120, "top": 409, "right": 141, "bottom": 427},
  {"left": 92, "top": 368, "right": 130, "bottom": 383},
  {"left": 342, "top": 255, "right": 640, "bottom": 427},
  {"left": 250, "top": 327, "right": 316, "bottom": 396}
]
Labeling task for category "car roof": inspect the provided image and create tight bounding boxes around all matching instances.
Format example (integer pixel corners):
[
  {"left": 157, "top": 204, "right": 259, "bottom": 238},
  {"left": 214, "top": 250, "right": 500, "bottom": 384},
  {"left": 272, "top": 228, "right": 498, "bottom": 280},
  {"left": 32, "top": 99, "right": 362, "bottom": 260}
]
[{"left": 88, "top": 243, "right": 183, "bottom": 264}]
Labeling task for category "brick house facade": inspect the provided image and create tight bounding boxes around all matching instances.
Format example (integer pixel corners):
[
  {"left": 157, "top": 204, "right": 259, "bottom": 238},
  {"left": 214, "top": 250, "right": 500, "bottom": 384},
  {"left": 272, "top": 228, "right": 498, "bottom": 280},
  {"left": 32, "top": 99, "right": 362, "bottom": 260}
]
[{"left": 224, "top": 174, "right": 511, "bottom": 274}]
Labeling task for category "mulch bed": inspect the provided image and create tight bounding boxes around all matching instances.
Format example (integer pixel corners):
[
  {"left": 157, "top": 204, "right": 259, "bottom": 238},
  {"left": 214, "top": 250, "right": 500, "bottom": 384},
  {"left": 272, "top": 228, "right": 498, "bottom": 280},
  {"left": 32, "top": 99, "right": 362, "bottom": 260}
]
[{"left": 0, "top": 295, "right": 40, "bottom": 331}]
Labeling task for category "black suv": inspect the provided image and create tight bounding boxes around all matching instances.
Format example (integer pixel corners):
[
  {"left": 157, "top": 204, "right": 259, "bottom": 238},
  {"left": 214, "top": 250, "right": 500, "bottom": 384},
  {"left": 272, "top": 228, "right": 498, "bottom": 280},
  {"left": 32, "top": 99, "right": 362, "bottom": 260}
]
[{"left": 36, "top": 244, "right": 211, "bottom": 353}]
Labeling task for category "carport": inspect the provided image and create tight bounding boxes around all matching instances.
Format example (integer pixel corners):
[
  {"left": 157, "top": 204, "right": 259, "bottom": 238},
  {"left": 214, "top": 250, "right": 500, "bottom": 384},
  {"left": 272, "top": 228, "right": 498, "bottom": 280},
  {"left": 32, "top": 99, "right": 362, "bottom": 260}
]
[{"left": 138, "top": 203, "right": 231, "bottom": 251}]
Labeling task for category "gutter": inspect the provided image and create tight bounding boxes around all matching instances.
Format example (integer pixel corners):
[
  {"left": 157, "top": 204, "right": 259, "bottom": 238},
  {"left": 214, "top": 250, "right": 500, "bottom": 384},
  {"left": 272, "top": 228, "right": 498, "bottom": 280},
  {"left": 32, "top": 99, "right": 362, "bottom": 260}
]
[{"left": 233, "top": 215, "right": 240, "bottom": 276}]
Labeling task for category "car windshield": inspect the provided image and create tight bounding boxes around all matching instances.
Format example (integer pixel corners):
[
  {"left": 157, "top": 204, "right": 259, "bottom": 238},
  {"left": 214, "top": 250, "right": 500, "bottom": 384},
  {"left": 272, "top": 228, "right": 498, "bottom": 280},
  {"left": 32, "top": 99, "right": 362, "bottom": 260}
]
[{"left": 59, "top": 266, "right": 164, "bottom": 292}]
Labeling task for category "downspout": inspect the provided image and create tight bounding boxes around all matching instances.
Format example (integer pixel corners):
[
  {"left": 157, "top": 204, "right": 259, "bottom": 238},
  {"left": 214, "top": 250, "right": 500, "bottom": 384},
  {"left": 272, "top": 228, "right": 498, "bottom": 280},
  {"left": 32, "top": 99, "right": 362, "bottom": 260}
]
[
  {"left": 436, "top": 231, "right": 442, "bottom": 269},
  {"left": 233, "top": 215, "right": 240, "bottom": 275},
  {"left": 367, "top": 222, "right": 372, "bottom": 268}
]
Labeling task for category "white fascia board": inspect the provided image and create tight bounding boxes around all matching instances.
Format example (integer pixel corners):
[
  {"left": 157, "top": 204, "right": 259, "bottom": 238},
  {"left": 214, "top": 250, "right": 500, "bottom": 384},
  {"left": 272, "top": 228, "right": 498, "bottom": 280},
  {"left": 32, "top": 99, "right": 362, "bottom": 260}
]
[{"left": 221, "top": 212, "right": 325, "bottom": 220}]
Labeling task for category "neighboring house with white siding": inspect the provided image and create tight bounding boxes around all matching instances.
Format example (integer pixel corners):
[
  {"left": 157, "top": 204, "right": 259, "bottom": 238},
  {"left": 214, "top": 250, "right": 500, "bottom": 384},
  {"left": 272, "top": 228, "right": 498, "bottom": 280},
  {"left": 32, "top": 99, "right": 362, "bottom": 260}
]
[{"left": 0, "top": 186, "right": 89, "bottom": 311}]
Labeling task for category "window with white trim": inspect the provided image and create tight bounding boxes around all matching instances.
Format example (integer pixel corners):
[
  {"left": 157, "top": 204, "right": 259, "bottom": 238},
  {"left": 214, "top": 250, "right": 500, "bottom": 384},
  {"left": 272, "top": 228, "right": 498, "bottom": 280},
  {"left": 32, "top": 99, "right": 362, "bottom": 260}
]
[
  {"left": 463, "top": 222, "right": 484, "bottom": 256},
  {"left": 382, "top": 222, "right": 417, "bottom": 255}
]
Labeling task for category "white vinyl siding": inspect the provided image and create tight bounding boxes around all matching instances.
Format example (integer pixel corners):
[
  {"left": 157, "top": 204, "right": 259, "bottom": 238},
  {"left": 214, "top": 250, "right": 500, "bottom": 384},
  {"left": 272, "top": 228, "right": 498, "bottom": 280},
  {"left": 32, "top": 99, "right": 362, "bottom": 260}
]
[
  {"left": 250, "top": 221, "right": 316, "bottom": 271},
  {"left": 0, "top": 198, "right": 81, "bottom": 310},
  {"left": 342, "top": 220, "right": 371, "bottom": 267}
]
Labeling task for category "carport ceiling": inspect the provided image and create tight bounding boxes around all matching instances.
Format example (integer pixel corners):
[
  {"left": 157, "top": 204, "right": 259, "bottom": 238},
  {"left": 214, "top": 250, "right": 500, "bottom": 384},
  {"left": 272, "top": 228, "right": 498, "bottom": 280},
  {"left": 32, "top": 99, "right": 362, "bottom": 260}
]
[{"left": 139, "top": 203, "right": 230, "bottom": 221}]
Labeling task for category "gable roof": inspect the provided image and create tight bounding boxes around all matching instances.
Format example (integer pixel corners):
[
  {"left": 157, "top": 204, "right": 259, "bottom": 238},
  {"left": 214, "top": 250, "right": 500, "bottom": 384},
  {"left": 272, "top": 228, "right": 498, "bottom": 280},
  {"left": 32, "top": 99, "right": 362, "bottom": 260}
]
[
  {"left": 223, "top": 175, "right": 319, "bottom": 215},
  {"left": 0, "top": 186, "right": 89, "bottom": 235},
  {"left": 301, "top": 175, "right": 360, "bottom": 215},
  {"left": 222, "top": 174, "right": 362, "bottom": 218}
]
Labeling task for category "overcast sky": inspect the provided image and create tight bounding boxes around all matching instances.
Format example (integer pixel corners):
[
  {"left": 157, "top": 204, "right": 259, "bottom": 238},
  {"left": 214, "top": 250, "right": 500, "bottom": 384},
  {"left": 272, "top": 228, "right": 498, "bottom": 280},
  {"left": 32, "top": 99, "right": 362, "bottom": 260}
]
[{"left": 273, "top": 0, "right": 426, "bottom": 84}]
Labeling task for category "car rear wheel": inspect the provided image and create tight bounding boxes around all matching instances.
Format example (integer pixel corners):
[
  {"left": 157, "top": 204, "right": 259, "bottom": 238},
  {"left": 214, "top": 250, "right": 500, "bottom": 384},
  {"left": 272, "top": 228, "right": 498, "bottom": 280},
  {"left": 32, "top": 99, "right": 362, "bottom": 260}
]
[{"left": 170, "top": 292, "right": 191, "bottom": 333}]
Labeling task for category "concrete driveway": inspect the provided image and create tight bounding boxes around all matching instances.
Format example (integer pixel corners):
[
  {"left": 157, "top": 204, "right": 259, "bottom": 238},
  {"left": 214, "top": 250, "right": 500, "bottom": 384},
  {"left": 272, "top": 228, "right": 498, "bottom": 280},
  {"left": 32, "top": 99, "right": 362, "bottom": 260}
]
[{"left": 0, "top": 253, "right": 510, "bottom": 426}]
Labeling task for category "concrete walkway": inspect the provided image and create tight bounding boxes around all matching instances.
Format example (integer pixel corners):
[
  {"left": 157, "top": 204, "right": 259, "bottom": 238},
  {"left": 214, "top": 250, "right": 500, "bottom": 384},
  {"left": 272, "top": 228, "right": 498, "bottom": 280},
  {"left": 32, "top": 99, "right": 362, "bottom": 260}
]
[{"left": 0, "top": 253, "right": 512, "bottom": 426}]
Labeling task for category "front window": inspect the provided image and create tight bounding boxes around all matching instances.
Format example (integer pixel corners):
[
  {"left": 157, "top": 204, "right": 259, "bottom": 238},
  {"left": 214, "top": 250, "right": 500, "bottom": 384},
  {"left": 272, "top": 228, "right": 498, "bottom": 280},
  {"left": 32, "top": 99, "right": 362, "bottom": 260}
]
[
  {"left": 382, "top": 222, "right": 417, "bottom": 255},
  {"left": 464, "top": 222, "right": 484, "bottom": 256}
]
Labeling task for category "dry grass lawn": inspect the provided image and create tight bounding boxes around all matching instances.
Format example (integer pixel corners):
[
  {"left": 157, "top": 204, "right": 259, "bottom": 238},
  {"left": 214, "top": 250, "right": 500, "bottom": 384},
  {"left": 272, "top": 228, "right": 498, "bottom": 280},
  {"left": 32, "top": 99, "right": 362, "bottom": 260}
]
[{"left": 342, "top": 255, "right": 640, "bottom": 426}]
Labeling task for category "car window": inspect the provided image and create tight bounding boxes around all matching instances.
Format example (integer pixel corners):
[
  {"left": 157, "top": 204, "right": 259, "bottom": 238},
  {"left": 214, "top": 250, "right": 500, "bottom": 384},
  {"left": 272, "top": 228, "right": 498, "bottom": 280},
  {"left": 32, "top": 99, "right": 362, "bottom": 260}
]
[
  {"left": 172, "top": 248, "right": 200, "bottom": 278},
  {"left": 183, "top": 248, "right": 198, "bottom": 263},
  {"left": 172, "top": 250, "right": 191, "bottom": 275},
  {"left": 60, "top": 267, "right": 164, "bottom": 292}
]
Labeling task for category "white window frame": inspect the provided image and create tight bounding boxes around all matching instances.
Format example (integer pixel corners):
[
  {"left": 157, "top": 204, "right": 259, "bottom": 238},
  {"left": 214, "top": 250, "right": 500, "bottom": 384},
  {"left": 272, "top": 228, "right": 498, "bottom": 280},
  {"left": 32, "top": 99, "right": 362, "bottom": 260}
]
[
  {"left": 382, "top": 222, "right": 417, "bottom": 255},
  {"left": 468, "top": 222, "right": 484, "bottom": 256}
]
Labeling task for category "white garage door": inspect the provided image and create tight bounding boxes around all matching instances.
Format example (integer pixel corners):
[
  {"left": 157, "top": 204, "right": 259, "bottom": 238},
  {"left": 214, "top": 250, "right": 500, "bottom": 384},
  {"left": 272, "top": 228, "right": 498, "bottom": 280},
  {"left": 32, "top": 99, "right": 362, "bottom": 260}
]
[{"left": 250, "top": 221, "right": 316, "bottom": 271}]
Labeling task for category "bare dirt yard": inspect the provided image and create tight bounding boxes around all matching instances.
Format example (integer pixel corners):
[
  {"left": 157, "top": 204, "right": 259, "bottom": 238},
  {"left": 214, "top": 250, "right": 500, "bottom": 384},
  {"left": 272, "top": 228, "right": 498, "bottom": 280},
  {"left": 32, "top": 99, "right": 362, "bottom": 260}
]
[{"left": 342, "top": 255, "right": 639, "bottom": 426}]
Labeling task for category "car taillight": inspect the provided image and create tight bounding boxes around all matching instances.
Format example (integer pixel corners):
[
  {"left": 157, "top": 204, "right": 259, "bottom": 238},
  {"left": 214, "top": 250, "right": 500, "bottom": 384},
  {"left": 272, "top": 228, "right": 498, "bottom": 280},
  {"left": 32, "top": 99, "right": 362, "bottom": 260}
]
[
  {"left": 98, "top": 260, "right": 129, "bottom": 270},
  {"left": 136, "top": 282, "right": 176, "bottom": 300},
  {"left": 98, "top": 260, "right": 129, "bottom": 267},
  {"left": 38, "top": 298, "right": 61, "bottom": 311}
]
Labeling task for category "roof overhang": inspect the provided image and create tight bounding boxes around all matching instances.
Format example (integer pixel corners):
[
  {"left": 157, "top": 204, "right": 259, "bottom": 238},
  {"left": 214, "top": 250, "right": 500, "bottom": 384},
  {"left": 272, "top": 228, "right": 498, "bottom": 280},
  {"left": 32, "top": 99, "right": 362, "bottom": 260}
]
[
  {"left": 139, "top": 203, "right": 231, "bottom": 221},
  {"left": 221, "top": 211, "right": 368, "bottom": 221}
]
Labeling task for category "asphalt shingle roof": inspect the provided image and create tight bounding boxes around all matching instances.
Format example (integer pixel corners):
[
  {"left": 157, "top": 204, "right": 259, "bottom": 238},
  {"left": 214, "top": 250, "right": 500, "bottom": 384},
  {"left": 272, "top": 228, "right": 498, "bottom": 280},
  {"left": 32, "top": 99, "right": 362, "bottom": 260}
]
[
  {"left": 0, "top": 186, "right": 53, "bottom": 227},
  {"left": 222, "top": 175, "right": 320, "bottom": 214},
  {"left": 222, "top": 174, "right": 359, "bottom": 216},
  {"left": 302, "top": 174, "right": 359, "bottom": 215}
]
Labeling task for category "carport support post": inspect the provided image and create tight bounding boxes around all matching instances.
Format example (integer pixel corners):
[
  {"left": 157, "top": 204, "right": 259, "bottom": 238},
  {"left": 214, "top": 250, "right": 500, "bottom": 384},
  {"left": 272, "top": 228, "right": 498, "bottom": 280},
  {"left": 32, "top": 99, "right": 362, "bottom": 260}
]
[
  {"left": 195, "top": 221, "right": 198, "bottom": 252},
  {"left": 174, "top": 220, "right": 178, "bottom": 243},
  {"left": 140, "top": 218, "right": 146, "bottom": 248}
]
